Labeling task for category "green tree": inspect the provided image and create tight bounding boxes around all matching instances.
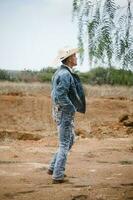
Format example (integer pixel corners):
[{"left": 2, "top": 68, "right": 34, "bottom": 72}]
[
  {"left": 0, "top": 69, "right": 10, "bottom": 80},
  {"left": 38, "top": 67, "right": 56, "bottom": 82}
]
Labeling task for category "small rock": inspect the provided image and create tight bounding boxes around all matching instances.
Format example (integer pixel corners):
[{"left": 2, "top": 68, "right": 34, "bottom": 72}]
[
  {"left": 126, "top": 127, "right": 133, "bottom": 134},
  {"left": 119, "top": 114, "right": 128, "bottom": 122},
  {"left": 13, "top": 154, "right": 18, "bottom": 158},
  {"left": 124, "top": 120, "right": 133, "bottom": 127},
  {"left": 75, "top": 129, "right": 88, "bottom": 138}
]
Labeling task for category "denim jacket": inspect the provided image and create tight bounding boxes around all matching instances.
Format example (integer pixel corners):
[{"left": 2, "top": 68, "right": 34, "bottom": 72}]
[{"left": 51, "top": 64, "right": 86, "bottom": 114}]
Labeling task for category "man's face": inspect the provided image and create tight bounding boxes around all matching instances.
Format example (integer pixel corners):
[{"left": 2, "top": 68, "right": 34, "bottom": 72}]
[{"left": 68, "top": 53, "right": 77, "bottom": 67}]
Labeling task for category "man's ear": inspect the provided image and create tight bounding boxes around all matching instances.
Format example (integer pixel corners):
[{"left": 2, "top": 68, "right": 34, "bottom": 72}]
[{"left": 68, "top": 56, "right": 72, "bottom": 63}]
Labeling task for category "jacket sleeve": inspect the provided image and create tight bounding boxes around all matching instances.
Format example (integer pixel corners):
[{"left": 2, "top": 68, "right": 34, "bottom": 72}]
[{"left": 56, "top": 72, "right": 76, "bottom": 113}]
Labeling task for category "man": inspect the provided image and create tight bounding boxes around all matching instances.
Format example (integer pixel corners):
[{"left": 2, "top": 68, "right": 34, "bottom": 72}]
[{"left": 47, "top": 46, "right": 86, "bottom": 184}]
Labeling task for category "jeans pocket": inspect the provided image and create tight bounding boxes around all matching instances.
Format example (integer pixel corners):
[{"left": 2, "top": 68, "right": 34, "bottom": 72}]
[{"left": 55, "top": 110, "right": 63, "bottom": 126}]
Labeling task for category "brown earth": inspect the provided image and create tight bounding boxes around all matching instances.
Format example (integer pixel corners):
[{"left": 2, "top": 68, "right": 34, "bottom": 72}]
[{"left": 0, "top": 90, "right": 133, "bottom": 200}]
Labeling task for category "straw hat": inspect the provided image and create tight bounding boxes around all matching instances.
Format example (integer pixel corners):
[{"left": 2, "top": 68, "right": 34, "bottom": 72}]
[{"left": 51, "top": 46, "right": 79, "bottom": 66}]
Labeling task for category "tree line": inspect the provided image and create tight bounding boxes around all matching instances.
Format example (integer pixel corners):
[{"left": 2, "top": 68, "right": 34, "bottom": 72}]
[{"left": 0, "top": 67, "right": 133, "bottom": 86}]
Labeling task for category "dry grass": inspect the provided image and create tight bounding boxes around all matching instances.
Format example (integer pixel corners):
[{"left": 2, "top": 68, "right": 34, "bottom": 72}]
[
  {"left": 0, "top": 82, "right": 133, "bottom": 99},
  {"left": 0, "top": 82, "right": 51, "bottom": 96},
  {"left": 84, "top": 84, "right": 133, "bottom": 99}
]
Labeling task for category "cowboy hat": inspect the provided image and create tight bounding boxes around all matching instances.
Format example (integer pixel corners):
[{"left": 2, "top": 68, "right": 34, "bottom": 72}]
[{"left": 50, "top": 46, "right": 79, "bottom": 66}]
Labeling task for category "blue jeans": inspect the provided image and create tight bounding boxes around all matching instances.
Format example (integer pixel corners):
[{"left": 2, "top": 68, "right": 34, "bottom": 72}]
[{"left": 49, "top": 109, "right": 75, "bottom": 180}]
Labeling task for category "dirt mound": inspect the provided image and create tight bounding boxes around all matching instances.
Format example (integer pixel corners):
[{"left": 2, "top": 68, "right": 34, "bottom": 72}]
[
  {"left": 76, "top": 113, "right": 133, "bottom": 139},
  {"left": 118, "top": 113, "right": 133, "bottom": 136},
  {"left": 91, "top": 113, "right": 133, "bottom": 139},
  {"left": 0, "top": 129, "right": 44, "bottom": 141},
  {"left": 0, "top": 93, "right": 133, "bottom": 140}
]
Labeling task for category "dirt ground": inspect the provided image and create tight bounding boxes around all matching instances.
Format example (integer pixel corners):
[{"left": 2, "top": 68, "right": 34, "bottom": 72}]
[{"left": 0, "top": 87, "right": 133, "bottom": 200}]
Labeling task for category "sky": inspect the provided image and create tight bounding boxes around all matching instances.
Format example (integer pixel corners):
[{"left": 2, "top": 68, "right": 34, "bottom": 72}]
[{"left": 0, "top": 0, "right": 129, "bottom": 72}]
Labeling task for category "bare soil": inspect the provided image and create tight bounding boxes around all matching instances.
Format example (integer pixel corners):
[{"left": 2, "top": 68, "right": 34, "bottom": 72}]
[{"left": 0, "top": 87, "right": 133, "bottom": 200}]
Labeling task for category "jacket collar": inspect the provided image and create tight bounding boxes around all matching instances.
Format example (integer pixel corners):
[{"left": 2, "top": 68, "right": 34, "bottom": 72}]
[{"left": 60, "top": 64, "right": 73, "bottom": 74}]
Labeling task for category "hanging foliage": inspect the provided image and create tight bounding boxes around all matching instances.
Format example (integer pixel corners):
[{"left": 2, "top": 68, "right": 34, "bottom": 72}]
[{"left": 72, "top": 0, "right": 133, "bottom": 70}]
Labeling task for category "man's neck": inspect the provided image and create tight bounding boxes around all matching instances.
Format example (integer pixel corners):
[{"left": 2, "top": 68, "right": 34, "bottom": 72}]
[{"left": 63, "top": 64, "right": 73, "bottom": 72}]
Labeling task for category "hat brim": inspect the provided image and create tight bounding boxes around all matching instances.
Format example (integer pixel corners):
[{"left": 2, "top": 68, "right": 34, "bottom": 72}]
[{"left": 50, "top": 48, "right": 79, "bottom": 67}]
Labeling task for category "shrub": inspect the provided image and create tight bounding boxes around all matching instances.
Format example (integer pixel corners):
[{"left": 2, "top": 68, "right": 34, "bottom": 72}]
[{"left": 0, "top": 69, "right": 11, "bottom": 81}]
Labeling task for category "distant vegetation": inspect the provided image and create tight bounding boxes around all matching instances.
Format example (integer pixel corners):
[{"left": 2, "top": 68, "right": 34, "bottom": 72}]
[
  {"left": 0, "top": 69, "right": 11, "bottom": 81},
  {"left": 77, "top": 67, "right": 133, "bottom": 86},
  {"left": 0, "top": 67, "right": 133, "bottom": 86}
]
